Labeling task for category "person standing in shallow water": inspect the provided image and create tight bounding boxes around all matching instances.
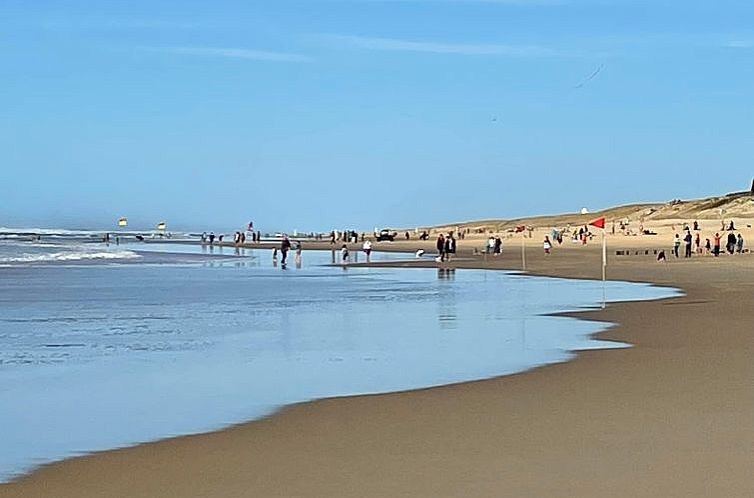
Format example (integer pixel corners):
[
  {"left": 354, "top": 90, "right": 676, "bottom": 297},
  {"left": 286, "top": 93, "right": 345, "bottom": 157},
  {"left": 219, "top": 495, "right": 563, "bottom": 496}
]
[
  {"left": 362, "top": 239, "right": 373, "bottom": 263},
  {"left": 436, "top": 234, "right": 446, "bottom": 262},
  {"left": 280, "top": 235, "right": 291, "bottom": 266}
]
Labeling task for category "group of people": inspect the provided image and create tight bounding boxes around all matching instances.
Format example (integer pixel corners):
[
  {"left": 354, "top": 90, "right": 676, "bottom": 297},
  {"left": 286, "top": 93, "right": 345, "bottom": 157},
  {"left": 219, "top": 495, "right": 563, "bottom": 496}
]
[
  {"left": 486, "top": 235, "right": 503, "bottom": 255},
  {"left": 201, "top": 229, "right": 262, "bottom": 246},
  {"left": 661, "top": 220, "right": 745, "bottom": 261},
  {"left": 435, "top": 233, "right": 457, "bottom": 262},
  {"left": 273, "top": 235, "right": 302, "bottom": 267}
]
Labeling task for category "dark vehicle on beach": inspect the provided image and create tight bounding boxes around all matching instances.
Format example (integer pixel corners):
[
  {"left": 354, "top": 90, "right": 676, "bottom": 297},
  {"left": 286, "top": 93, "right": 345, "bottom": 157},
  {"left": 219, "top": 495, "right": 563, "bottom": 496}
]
[{"left": 376, "top": 229, "right": 397, "bottom": 242}]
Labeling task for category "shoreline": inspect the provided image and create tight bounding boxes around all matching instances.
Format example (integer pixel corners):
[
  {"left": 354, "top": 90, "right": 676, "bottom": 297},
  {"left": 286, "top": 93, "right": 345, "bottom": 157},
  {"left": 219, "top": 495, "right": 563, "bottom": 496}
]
[{"left": 1, "top": 242, "right": 752, "bottom": 497}]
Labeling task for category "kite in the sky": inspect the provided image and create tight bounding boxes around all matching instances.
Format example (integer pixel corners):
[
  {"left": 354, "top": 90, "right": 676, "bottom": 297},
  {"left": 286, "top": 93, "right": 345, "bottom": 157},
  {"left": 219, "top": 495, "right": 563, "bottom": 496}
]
[{"left": 574, "top": 64, "right": 604, "bottom": 89}]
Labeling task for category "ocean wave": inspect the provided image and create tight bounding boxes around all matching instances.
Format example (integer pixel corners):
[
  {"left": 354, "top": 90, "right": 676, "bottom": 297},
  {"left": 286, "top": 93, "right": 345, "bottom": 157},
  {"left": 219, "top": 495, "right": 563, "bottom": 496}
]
[{"left": 0, "top": 250, "right": 142, "bottom": 264}]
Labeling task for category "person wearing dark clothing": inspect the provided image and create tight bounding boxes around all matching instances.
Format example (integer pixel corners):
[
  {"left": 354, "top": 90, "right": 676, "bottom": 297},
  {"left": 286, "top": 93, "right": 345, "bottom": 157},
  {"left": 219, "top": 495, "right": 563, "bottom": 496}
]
[
  {"left": 494, "top": 237, "right": 502, "bottom": 255},
  {"left": 436, "top": 234, "right": 446, "bottom": 262},
  {"left": 726, "top": 232, "right": 737, "bottom": 254},
  {"left": 684, "top": 231, "right": 692, "bottom": 258},
  {"left": 444, "top": 233, "right": 456, "bottom": 262},
  {"left": 281, "top": 236, "right": 291, "bottom": 265},
  {"left": 209, "top": 232, "right": 215, "bottom": 244},
  {"left": 713, "top": 233, "right": 721, "bottom": 257}
]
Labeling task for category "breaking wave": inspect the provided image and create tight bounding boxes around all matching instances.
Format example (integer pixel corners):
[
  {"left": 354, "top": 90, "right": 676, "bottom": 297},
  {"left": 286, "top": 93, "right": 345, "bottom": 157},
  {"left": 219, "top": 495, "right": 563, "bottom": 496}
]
[{"left": 0, "top": 250, "right": 142, "bottom": 264}]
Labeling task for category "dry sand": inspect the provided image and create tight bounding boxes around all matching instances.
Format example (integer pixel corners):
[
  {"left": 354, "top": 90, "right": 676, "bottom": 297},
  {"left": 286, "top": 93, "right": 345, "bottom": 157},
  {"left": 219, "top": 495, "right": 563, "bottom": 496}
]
[{"left": 2, "top": 235, "right": 753, "bottom": 497}]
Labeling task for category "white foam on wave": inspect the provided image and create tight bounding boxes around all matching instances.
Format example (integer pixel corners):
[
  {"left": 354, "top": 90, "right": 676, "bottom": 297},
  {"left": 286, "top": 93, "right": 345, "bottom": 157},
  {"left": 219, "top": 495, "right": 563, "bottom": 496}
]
[{"left": 0, "top": 250, "right": 142, "bottom": 264}]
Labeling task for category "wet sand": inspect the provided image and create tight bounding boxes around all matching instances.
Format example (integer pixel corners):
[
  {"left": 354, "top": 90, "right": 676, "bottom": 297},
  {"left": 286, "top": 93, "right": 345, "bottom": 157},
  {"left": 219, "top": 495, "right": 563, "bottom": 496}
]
[{"left": 2, "top": 240, "right": 753, "bottom": 497}]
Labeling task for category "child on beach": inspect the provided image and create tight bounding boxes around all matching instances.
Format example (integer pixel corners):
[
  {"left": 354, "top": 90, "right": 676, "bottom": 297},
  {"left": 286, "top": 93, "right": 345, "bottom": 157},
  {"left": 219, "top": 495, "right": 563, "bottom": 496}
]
[{"left": 543, "top": 236, "right": 552, "bottom": 254}]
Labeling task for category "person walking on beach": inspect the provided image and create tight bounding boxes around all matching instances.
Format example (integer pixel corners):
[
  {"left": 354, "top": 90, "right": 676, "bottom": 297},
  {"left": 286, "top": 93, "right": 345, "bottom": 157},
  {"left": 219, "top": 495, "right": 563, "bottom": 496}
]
[
  {"left": 280, "top": 235, "right": 291, "bottom": 265},
  {"left": 695, "top": 232, "right": 701, "bottom": 254},
  {"left": 543, "top": 236, "right": 552, "bottom": 255},
  {"left": 713, "top": 233, "right": 722, "bottom": 257},
  {"left": 684, "top": 230, "right": 693, "bottom": 258},
  {"left": 341, "top": 244, "right": 350, "bottom": 263},
  {"left": 362, "top": 239, "right": 373, "bottom": 263},
  {"left": 436, "top": 234, "right": 446, "bottom": 262},
  {"left": 494, "top": 236, "right": 502, "bottom": 256},
  {"left": 736, "top": 233, "right": 744, "bottom": 254},
  {"left": 705, "top": 238, "right": 711, "bottom": 255},
  {"left": 445, "top": 233, "right": 456, "bottom": 262},
  {"left": 673, "top": 234, "right": 681, "bottom": 258}
]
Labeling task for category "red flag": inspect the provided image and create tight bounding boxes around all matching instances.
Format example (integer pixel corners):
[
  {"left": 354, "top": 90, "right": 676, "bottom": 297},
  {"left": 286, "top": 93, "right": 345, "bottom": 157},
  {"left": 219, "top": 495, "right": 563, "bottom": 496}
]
[
  {"left": 515, "top": 225, "right": 526, "bottom": 233},
  {"left": 589, "top": 217, "right": 606, "bottom": 229}
]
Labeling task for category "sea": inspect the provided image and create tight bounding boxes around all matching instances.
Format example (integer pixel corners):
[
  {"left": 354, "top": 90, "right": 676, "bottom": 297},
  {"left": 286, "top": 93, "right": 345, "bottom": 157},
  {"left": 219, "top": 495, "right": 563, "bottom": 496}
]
[{"left": 0, "top": 228, "right": 679, "bottom": 481}]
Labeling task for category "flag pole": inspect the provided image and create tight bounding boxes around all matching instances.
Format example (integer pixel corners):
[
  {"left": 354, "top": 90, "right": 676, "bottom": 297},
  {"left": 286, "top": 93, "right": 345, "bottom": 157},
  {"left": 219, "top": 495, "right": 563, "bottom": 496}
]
[{"left": 601, "top": 227, "right": 607, "bottom": 309}]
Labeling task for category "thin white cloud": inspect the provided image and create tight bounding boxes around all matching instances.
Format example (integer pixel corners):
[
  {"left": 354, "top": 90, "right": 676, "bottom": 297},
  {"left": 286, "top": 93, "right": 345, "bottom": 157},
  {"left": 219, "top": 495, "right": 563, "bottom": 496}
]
[
  {"left": 338, "top": 0, "right": 567, "bottom": 4},
  {"left": 19, "top": 18, "right": 203, "bottom": 30},
  {"left": 723, "top": 40, "right": 754, "bottom": 48},
  {"left": 321, "top": 34, "right": 572, "bottom": 57},
  {"left": 145, "top": 46, "right": 312, "bottom": 62}
]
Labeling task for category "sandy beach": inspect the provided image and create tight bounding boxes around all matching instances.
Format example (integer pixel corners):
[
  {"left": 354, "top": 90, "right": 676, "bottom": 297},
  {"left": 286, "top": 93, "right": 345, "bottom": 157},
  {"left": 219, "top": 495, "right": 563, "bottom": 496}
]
[{"left": 2, "top": 229, "right": 753, "bottom": 497}]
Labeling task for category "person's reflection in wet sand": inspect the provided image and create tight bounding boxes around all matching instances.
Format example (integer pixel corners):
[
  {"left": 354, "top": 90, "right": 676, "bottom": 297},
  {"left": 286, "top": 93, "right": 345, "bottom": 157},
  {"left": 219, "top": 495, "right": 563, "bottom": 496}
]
[{"left": 437, "top": 268, "right": 456, "bottom": 280}]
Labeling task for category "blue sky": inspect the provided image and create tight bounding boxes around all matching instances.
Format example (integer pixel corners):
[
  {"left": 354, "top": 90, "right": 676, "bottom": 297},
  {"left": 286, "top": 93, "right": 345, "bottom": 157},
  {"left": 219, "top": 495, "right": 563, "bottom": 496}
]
[{"left": 3, "top": 0, "right": 754, "bottom": 232}]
